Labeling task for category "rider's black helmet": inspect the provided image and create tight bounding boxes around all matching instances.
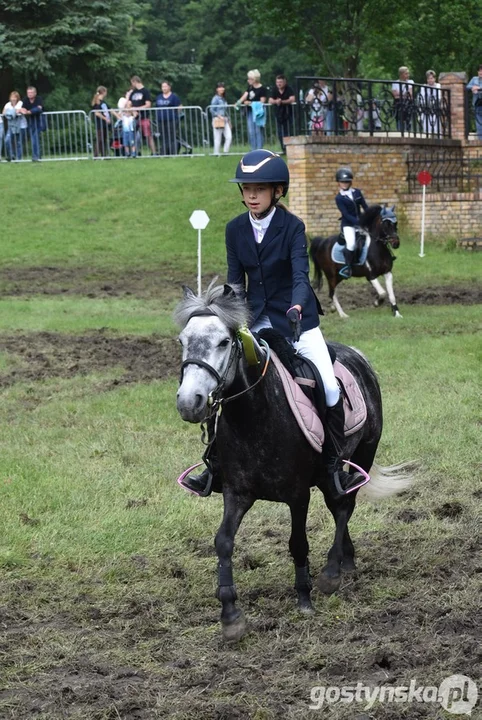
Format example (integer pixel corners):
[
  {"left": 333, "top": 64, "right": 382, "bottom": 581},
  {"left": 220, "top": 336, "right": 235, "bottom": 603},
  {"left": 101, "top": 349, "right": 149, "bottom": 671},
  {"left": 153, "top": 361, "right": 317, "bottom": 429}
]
[
  {"left": 335, "top": 167, "right": 354, "bottom": 183},
  {"left": 230, "top": 150, "right": 289, "bottom": 196}
]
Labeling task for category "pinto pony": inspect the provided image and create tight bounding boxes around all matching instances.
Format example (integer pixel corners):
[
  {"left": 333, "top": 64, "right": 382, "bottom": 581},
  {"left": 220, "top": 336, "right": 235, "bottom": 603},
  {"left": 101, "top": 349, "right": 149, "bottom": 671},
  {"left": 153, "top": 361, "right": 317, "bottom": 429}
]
[{"left": 310, "top": 205, "right": 402, "bottom": 318}]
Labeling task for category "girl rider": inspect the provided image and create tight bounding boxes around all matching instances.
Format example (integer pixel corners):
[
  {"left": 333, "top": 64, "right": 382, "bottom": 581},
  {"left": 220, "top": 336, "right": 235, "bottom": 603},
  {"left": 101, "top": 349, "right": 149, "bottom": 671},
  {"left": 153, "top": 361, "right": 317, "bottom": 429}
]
[
  {"left": 335, "top": 167, "right": 368, "bottom": 278},
  {"left": 180, "top": 150, "right": 364, "bottom": 498}
]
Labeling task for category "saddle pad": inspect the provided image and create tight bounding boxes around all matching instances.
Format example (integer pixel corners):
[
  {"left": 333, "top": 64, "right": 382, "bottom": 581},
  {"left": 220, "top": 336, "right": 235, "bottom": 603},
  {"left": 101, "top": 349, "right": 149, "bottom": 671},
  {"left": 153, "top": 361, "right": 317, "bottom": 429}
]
[
  {"left": 271, "top": 352, "right": 368, "bottom": 450},
  {"left": 271, "top": 352, "right": 324, "bottom": 453},
  {"left": 333, "top": 360, "right": 367, "bottom": 435},
  {"left": 332, "top": 237, "right": 370, "bottom": 266}
]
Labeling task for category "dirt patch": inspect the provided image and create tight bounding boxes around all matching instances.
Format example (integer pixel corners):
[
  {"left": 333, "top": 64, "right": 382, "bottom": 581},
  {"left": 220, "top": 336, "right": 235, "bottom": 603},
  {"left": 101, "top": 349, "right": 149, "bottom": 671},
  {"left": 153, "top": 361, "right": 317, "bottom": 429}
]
[
  {"left": 0, "top": 265, "right": 199, "bottom": 300},
  {"left": 0, "top": 331, "right": 180, "bottom": 387},
  {"left": 315, "top": 281, "right": 481, "bottom": 310},
  {"left": 0, "top": 266, "right": 480, "bottom": 309},
  {"left": 1, "top": 528, "right": 480, "bottom": 719}
]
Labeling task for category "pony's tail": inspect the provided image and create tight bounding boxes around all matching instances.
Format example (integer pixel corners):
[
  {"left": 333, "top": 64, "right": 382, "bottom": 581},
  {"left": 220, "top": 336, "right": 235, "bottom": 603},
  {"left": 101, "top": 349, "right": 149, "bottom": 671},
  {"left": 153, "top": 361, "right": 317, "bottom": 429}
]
[
  {"left": 309, "top": 236, "right": 324, "bottom": 291},
  {"left": 358, "top": 461, "right": 416, "bottom": 501}
]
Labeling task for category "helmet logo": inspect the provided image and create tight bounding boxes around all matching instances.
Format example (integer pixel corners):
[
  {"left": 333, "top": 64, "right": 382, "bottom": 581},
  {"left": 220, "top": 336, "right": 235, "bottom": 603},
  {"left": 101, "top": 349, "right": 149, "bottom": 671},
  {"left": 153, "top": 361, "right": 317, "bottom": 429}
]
[{"left": 240, "top": 153, "right": 277, "bottom": 174}]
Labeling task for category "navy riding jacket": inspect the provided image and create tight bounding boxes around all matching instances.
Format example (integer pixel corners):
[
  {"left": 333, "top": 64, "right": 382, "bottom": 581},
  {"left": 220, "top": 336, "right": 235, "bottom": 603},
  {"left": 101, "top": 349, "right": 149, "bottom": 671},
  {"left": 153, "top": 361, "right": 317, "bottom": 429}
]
[
  {"left": 226, "top": 207, "right": 323, "bottom": 338},
  {"left": 335, "top": 188, "right": 368, "bottom": 229}
]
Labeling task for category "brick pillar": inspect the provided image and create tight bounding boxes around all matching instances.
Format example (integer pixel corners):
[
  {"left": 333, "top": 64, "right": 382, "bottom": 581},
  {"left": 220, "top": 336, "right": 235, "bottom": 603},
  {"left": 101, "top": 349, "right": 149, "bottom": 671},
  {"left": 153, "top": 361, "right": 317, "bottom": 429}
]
[{"left": 439, "top": 72, "right": 467, "bottom": 142}]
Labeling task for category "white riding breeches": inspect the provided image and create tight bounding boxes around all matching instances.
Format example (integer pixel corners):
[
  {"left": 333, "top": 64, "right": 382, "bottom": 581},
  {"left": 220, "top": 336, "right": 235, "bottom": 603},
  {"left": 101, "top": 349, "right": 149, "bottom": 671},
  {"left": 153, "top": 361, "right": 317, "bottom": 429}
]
[
  {"left": 250, "top": 315, "right": 340, "bottom": 407},
  {"left": 343, "top": 226, "right": 356, "bottom": 251}
]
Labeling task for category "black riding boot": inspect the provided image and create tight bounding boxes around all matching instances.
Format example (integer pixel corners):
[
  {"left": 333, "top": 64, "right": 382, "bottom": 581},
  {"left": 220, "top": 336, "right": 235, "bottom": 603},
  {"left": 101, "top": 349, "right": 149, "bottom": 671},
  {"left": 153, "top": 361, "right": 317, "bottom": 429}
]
[
  {"left": 180, "top": 417, "right": 217, "bottom": 497},
  {"left": 340, "top": 248, "right": 355, "bottom": 278},
  {"left": 324, "top": 396, "right": 364, "bottom": 496},
  {"left": 181, "top": 465, "right": 213, "bottom": 496}
]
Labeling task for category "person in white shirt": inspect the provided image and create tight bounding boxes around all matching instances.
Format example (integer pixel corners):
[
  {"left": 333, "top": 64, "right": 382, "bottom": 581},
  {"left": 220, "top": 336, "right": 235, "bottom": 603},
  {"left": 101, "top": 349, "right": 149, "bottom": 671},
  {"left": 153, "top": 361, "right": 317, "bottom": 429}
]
[
  {"left": 2, "top": 91, "right": 26, "bottom": 161},
  {"left": 418, "top": 70, "right": 441, "bottom": 135},
  {"left": 391, "top": 66, "right": 414, "bottom": 133}
]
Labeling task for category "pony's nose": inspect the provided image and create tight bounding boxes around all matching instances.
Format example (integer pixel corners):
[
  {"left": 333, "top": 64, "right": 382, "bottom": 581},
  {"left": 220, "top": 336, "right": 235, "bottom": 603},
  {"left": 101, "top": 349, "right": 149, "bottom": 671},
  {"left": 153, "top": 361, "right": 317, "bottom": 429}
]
[{"left": 176, "top": 389, "right": 206, "bottom": 423}]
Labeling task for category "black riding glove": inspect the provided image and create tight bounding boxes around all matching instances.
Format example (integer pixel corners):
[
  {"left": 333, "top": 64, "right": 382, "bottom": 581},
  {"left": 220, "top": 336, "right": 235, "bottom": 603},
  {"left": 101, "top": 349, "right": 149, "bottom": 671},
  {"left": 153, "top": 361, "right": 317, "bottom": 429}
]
[{"left": 286, "top": 307, "right": 302, "bottom": 343}]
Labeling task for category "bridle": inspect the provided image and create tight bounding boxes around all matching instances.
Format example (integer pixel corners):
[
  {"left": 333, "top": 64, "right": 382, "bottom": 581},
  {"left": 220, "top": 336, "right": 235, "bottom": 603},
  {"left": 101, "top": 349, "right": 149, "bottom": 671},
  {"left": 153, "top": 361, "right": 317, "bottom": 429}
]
[
  {"left": 179, "top": 311, "right": 271, "bottom": 420},
  {"left": 378, "top": 215, "right": 399, "bottom": 253}
]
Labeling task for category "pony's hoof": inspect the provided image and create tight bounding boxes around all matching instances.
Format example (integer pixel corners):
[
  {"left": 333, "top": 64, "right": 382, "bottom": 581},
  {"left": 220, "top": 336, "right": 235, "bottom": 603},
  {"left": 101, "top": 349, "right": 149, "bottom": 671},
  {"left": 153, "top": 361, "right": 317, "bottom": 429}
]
[
  {"left": 222, "top": 609, "right": 246, "bottom": 643},
  {"left": 317, "top": 571, "right": 341, "bottom": 595},
  {"left": 342, "top": 558, "right": 357, "bottom": 573},
  {"left": 298, "top": 601, "right": 315, "bottom": 615}
]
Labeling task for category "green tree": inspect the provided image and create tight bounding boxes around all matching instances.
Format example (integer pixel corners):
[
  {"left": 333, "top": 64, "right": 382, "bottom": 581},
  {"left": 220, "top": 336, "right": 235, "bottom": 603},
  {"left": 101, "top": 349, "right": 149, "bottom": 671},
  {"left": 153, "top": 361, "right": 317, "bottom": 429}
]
[{"left": 0, "top": 0, "right": 146, "bottom": 107}]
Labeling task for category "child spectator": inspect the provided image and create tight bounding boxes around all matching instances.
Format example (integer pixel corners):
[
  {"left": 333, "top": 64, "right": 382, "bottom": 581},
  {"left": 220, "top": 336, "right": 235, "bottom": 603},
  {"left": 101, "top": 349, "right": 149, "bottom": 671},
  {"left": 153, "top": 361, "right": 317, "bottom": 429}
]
[{"left": 117, "top": 97, "right": 137, "bottom": 158}]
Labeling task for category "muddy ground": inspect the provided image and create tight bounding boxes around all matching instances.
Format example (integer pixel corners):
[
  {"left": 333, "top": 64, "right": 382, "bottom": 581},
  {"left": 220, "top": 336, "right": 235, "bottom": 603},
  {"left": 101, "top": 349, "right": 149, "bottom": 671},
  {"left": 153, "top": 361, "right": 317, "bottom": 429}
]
[
  {"left": 0, "top": 265, "right": 480, "bottom": 308},
  {"left": 0, "top": 268, "right": 480, "bottom": 719}
]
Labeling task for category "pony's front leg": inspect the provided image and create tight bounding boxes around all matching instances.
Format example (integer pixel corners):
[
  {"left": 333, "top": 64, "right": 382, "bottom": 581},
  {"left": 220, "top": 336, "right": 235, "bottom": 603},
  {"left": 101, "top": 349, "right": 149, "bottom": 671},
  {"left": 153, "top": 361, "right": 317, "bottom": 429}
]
[
  {"left": 369, "top": 277, "right": 387, "bottom": 307},
  {"left": 332, "top": 287, "right": 349, "bottom": 319},
  {"left": 215, "top": 490, "right": 253, "bottom": 643},
  {"left": 289, "top": 493, "right": 314, "bottom": 613},
  {"left": 384, "top": 271, "right": 403, "bottom": 317}
]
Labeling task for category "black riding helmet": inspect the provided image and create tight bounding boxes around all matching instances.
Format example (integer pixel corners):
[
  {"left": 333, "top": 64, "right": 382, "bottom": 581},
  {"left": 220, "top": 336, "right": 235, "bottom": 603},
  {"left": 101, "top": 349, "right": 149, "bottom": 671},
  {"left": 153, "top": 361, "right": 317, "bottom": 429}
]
[
  {"left": 336, "top": 167, "right": 354, "bottom": 182},
  {"left": 230, "top": 150, "right": 289, "bottom": 217}
]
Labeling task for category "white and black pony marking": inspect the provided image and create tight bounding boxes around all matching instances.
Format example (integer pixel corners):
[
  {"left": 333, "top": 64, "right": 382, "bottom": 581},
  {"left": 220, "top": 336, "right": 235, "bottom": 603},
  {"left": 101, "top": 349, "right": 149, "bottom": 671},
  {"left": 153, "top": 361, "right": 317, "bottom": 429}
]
[
  {"left": 310, "top": 205, "right": 402, "bottom": 319},
  {"left": 175, "top": 282, "right": 412, "bottom": 642}
]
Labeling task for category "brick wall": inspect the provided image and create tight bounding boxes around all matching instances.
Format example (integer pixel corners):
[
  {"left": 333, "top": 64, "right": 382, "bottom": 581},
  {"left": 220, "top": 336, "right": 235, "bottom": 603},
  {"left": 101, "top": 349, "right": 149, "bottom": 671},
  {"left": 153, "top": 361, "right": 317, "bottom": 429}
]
[
  {"left": 285, "top": 135, "right": 463, "bottom": 237},
  {"left": 400, "top": 191, "right": 482, "bottom": 238}
]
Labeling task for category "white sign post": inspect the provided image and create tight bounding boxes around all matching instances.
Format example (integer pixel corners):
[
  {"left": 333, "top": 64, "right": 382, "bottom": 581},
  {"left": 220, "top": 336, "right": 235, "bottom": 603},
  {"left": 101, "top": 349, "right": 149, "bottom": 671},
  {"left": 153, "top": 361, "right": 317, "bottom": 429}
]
[
  {"left": 189, "top": 210, "right": 210, "bottom": 296},
  {"left": 417, "top": 171, "right": 432, "bottom": 258}
]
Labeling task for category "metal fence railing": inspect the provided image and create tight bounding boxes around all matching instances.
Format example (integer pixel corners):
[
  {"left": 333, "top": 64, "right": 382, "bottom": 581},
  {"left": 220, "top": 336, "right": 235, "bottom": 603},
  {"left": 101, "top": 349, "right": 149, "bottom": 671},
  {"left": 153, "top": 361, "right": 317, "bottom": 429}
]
[
  {"left": 88, "top": 106, "right": 208, "bottom": 158},
  {"left": 406, "top": 148, "right": 482, "bottom": 192},
  {"left": 465, "top": 90, "right": 482, "bottom": 140},
  {"left": 204, "top": 103, "right": 292, "bottom": 154},
  {"left": 0, "top": 110, "right": 91, "bottom": 162},
  {"left": 294, "top": 77, "right": 452, "bottom": 139}
]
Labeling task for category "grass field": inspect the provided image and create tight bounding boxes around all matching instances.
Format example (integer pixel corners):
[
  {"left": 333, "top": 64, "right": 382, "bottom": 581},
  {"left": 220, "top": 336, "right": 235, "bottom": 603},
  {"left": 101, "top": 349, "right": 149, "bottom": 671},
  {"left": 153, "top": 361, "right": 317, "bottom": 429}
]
[{"left": 0, "top": 158, "right": 480, "bottom": 720}]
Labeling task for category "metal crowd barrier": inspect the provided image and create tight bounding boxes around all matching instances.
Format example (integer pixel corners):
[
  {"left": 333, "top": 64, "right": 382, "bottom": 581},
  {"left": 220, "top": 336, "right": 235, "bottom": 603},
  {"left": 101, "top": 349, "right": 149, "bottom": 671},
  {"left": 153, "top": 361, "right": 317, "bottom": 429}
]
[
  {"left": 204, "top": 103, "right": 294, "bottom": 155},
  {"left": 88, "top": 105, "right": 208, "bottom": 159},
  {"left": 0, "top": 110, "right": 91, "bottom": 162}
]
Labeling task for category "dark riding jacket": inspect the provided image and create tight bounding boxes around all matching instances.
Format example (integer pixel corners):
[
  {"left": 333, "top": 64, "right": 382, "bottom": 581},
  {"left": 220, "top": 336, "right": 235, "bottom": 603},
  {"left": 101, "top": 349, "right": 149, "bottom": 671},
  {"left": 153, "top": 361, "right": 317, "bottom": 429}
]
[
  {"left": 336, "top": 189, "right": 368, "bottom": 229},
  {"left": 226, "top": 207, "right": 323, "bottom": 338}
]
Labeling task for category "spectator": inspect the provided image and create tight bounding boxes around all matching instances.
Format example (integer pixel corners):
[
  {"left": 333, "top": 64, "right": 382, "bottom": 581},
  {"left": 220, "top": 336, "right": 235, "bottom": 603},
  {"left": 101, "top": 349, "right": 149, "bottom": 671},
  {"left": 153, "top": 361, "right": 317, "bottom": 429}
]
[
  {"left": 237, "top": 69, "right": 267, "bottom": 150},
  {"left": 418, "top": 70, "right": 441, "bottom": 135},
  {"left": 3, "top": 91, "right": 24, "bottom": 161},
  {"left": 19, "top": 86, "right": 44, "bottom": 161},
  {"left": 305, "top": 79, "right": 333, "bottom": 135},
  {"left": 210, "top": 82, "right": 232, "bottom": 156},
  {"left": 391, "top": 66, "right": 414, "bottom": 133},
  {"left": 466, "top": 65, "right": 482, "bottom": 139},
  {"left": 117, "top": 97, "right": 137, "bottom": 158},
  {"left": 154, "top": 80, "right": 182, "bottom": 155},
  {"left": 0, "top": 110, "right": 3, "bottom": 160},
  {"left": 269, "top": 74, "right": 295, "bottom": 153},
  {"left": 127, "top": 75, "right": 157, "bottom": 155},
  {"left": 91, "top": 86, "right": 111, "bottom": 158}
]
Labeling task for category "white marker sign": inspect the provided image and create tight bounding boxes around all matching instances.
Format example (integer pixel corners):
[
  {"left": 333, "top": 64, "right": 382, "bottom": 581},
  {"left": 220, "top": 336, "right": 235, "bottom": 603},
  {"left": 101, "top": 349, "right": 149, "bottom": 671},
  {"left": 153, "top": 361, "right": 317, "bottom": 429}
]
[{"left": 189, "top": 210, "right": 210, "bottom": 296}]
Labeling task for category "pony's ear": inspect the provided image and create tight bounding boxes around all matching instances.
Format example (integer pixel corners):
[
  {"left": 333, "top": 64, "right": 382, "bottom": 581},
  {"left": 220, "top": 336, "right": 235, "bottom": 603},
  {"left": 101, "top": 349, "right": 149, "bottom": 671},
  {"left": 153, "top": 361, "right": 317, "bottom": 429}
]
[
  {"left": 223, "top": 284, "right": 236, "bottom": 299},
  {"left": 391, "top": 205, "right": 395, "bottom": 212},
  {"left": 182, "top": 285, "right": 196, "bottom": 299}
]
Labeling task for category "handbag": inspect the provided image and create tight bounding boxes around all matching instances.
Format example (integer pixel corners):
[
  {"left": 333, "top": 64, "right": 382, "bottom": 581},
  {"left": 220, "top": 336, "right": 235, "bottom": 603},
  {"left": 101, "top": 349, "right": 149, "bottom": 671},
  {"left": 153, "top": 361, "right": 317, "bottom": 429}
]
[{"left": 213, "top": 115, "right": 226, "bottom": 128}]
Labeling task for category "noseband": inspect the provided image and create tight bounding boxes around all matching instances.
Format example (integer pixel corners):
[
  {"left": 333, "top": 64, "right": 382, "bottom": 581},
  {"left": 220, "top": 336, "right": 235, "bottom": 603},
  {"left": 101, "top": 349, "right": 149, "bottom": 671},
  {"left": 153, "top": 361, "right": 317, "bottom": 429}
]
[
  {"left": 179, "top": 310, "right": 240, "bottom": 399},
  {"left": 179, "top": 310, "right": 270, "bottom": 417},
  {"left": 378, "top": 217, "right": 399, "bottom": 249}
]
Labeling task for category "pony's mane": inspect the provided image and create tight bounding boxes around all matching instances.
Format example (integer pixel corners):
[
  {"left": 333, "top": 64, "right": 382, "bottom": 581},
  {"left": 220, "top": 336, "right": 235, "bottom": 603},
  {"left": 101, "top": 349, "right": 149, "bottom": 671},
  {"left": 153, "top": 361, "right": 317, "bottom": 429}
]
[
  {"left": 360, "top": 204, "right": 383, "bottom": 229},
  {"left": 173, "top": 279, "right": 250, "bottom": 331}
]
